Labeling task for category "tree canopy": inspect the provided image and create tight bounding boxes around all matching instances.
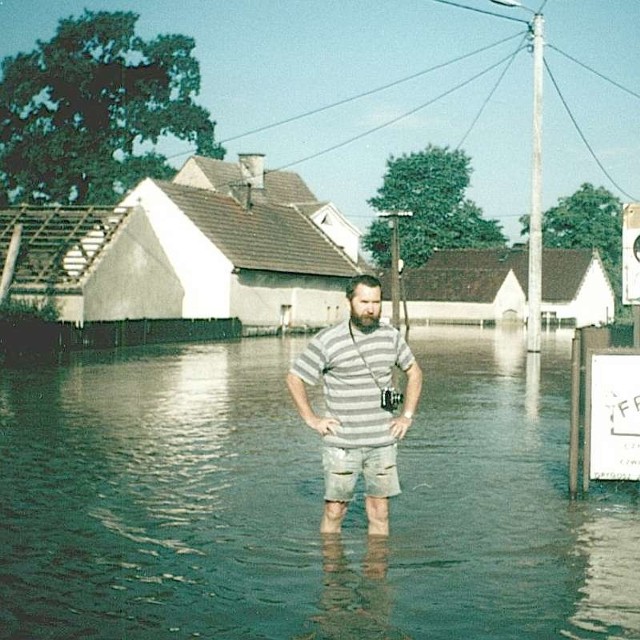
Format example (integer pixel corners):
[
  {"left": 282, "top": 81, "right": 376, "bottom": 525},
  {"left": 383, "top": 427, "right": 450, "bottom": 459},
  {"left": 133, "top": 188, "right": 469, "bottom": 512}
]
[
  {"left": 520, "top": 182, "right": 623, "bottom": 297},
  {"left": 362, "top": 145, "right": 506, "bottom": 267},
  {"left": 0, "top": 10, "right": 224, "bottom": 206}
]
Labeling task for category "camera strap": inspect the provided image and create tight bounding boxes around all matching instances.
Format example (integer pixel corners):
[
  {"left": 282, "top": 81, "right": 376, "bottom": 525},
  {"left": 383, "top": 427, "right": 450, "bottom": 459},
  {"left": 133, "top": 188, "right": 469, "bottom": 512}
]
[{"left": 348, "top": 321, "right": 384, "bottom": 391}]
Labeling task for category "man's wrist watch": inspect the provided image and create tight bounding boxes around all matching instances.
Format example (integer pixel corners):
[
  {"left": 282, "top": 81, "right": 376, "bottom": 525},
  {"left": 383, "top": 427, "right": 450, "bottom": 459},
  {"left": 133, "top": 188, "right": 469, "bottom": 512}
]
[{"left": 402, "top": 411, "right": 414, "bottom": 420}]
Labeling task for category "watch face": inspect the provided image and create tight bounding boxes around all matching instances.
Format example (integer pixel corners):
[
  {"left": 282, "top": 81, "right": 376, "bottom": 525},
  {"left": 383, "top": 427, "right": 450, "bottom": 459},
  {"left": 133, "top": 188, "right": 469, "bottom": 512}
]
[{"left": 635, "top": 235, "right": 640, "bottom": 262}]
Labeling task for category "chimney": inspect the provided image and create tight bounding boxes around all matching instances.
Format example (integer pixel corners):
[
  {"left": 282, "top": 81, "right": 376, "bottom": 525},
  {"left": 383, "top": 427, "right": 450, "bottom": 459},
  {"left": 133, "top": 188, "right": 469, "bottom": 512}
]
[{"left": 238, "top": 153, "right": 265, "bottom": 190}]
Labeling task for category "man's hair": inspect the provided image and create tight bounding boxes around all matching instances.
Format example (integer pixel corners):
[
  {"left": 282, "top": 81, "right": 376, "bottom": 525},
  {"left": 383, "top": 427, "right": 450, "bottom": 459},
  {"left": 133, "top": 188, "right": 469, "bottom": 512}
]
[{"left": 346, "top": 274, "right": 382, "bottom": 300}]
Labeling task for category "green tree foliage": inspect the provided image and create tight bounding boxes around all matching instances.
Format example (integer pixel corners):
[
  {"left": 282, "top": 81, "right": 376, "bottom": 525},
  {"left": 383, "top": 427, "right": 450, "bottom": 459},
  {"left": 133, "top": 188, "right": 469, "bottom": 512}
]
[
  {"left": 0, "top": 10, "right": 225, "bottom": 205},
  {"left": 520, "top": 183, "right": 622, "bottom": 297},
  {"left": 363, "top": 145, "right": 507, "bottom": 267}
]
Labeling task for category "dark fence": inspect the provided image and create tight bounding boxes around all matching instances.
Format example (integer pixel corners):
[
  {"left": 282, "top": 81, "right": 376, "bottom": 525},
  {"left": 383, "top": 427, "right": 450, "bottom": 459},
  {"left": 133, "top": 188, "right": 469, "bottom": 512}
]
[{"left": 0, "top": 317, "right": 242, "bottom": 362}]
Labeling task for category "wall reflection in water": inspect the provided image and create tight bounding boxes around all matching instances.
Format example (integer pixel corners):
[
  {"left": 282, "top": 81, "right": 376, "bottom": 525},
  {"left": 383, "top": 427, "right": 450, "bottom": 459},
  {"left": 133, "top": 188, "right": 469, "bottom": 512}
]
[{"left": 569, "top": 513, "right": 640, "bottom": 637}]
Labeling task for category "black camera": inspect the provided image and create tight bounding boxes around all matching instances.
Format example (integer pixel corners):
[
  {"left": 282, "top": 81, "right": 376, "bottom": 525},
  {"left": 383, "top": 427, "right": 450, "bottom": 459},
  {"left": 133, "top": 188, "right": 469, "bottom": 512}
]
[{"left": 381, "top": 387, "right": 404, "bottom": 412}]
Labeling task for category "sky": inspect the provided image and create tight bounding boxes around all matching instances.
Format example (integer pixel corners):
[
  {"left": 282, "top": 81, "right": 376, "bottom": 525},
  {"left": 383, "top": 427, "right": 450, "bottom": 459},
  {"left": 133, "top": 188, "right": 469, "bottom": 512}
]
[{"left": 1, "top": 0, "right": 639, "bottom": 243}]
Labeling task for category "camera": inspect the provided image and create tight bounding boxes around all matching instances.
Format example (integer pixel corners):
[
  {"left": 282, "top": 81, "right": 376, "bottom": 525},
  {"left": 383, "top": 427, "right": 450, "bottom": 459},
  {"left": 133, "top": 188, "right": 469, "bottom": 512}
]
[{"left": 381, "top": 387, "right": 404, "bottom": 412}]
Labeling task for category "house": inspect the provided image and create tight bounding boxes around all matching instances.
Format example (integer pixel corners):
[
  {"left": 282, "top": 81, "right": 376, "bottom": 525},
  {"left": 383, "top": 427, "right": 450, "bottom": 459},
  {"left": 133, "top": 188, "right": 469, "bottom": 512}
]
[
  {"left": 381, "top": 247, "right": 614, "bottom": 327},
  {"left": 1, "top": 155, "right": 364, "bottom": 333},
  {"left": 119, "top": 172, "right": 362, "bottom": 332}
]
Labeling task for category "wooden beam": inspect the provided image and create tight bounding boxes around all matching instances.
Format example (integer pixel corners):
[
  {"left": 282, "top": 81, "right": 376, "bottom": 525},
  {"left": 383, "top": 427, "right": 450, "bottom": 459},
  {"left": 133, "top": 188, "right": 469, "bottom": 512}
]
[{"left": 0, "top": 224, "right": 23, "bottom": 304}]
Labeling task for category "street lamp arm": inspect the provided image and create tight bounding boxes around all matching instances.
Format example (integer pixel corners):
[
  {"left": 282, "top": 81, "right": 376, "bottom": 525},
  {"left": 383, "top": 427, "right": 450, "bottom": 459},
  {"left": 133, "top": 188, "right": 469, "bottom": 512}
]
[{"left": 431, "top": 0, "right": 530, "bottom": 24}]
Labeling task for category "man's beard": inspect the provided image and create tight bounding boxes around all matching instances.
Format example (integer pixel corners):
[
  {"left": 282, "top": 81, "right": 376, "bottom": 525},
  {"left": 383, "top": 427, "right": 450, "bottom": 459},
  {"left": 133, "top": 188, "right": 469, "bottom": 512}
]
[{"left": 350, "top": 312, "right": 380, "bottom": 333}]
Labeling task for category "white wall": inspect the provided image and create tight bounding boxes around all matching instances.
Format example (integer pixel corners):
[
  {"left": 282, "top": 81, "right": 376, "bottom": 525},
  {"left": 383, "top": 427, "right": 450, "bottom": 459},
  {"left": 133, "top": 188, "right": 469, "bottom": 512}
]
[
  {"left": 82, "top": 207, "right": 184, "bottom": 321},
  {"left": 120, "top": 179, "right": 234, "bottom": 319},
  {"left": 230, "top": 271, "right": 349, "bottom": 328},
  {"left": 310, "top": 203, "right": 361, "bottom": 264}
]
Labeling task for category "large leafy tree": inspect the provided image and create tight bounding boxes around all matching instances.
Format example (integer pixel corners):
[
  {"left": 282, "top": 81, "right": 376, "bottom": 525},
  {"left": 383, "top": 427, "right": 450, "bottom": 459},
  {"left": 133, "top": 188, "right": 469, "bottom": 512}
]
[
  {"left": 363, "top": 145, "right": 506, "bottom": 267},
  {"left": 0, "top": 10, "right": 224, "bottom": 206},
  {"left": 520, "top": 183, "right": 623, "bottom": 297}
]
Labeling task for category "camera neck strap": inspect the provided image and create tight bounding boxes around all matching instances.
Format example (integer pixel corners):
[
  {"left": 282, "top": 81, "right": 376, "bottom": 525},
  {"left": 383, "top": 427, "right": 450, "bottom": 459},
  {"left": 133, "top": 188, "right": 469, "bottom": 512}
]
[{"left": 348, "top": 321, "right": 384, "bottom": 391}]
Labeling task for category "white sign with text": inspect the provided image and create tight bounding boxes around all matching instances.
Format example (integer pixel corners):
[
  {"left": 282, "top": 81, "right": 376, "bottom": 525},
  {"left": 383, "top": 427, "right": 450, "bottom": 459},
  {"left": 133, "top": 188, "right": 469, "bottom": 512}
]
[{"left": 590, "top": 353, "right": 640, "bottom": 480}]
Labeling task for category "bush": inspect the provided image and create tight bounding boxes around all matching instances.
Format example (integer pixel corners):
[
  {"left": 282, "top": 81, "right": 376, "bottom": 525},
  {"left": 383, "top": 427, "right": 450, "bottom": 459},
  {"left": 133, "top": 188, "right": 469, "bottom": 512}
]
[{"left": 0, "top": 297, "right": 59, "bottom": 322}]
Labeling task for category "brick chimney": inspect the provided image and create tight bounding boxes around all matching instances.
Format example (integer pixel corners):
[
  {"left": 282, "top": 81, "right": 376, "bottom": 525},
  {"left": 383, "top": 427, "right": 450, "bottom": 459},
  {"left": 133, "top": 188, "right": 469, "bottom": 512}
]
[{"left": 238, "top": 153, "right": 265, "bottom": 190}]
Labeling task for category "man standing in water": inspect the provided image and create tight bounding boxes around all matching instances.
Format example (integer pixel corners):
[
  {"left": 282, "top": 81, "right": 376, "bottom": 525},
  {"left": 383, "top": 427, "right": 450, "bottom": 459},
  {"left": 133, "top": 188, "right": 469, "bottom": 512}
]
[{"left": 286, "top": 274, "right": 422, "bottom": 536}]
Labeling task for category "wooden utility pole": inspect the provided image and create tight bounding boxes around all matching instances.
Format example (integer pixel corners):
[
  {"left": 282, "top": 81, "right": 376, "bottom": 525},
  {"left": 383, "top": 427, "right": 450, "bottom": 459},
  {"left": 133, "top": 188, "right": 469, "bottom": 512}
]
[
  {"left": 379, "top": 210, "right": 412, "bottom": 330},
  {"left": 0, "top": 224, "right": 23, "bottom": 304}
]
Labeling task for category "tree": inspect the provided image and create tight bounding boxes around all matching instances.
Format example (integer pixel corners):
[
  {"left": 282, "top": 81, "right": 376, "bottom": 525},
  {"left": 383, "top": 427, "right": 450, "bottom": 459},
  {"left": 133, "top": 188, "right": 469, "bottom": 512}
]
[
  {"left": 520, "top": 183, "right": 623, "bottom": 297},
  {"left": 0, "top": 10, "right": 225, "bottom": 206},
  {"left": 362, "top": 145, "right": 506, "bottom": 267}
]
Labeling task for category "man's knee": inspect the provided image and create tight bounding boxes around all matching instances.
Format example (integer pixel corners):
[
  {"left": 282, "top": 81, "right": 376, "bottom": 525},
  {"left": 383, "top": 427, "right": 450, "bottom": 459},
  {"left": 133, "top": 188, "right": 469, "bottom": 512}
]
[
  {"left": 366, "top": 497, "right": 389, "bottom": 525},
  {"left": 324, "top": 500, "right": 348, "bottom": 522}
]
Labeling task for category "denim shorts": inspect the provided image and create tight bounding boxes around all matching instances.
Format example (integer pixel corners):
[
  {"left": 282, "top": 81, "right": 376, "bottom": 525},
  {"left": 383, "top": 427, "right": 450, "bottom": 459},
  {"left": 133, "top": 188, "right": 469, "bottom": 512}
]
[{"left": 322, "top": 444, "right": 401, "bottom": 502}]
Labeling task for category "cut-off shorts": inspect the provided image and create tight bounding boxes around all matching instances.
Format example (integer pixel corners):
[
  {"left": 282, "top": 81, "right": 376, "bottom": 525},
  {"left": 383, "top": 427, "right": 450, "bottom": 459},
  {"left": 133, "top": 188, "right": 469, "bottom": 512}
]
[{"left": 322, "top": 444, "right": 401, "bottom": 502}]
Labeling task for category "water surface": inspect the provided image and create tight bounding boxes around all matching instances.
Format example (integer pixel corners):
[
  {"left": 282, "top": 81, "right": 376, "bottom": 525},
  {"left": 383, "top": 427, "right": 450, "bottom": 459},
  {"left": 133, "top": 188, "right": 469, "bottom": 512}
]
[{"left": 2, "top": 326, "right": 640, "bottom": 639}]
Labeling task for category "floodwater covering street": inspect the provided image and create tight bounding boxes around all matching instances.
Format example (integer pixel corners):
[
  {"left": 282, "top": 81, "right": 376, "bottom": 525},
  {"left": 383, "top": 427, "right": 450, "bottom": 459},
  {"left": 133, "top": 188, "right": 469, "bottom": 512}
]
[{"left": 2, "top": 325, "right": 640, "bottom": 639}]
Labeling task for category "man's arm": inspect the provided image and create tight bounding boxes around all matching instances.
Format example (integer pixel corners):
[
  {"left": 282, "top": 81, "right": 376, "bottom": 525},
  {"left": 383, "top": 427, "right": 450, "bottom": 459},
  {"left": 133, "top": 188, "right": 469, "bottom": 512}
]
[
  {"left": 390, "top": 361, "right": 423, "bottom": 440},
  {"left": 286, "top": 372, "right": 340, "bottom": 436}
]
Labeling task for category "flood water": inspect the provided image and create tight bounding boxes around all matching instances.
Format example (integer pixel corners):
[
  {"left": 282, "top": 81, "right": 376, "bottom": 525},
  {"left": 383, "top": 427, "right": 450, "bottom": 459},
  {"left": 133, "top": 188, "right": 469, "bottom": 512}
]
[{"left": 2, "top": 325, "right": 640, "bottom": 639}]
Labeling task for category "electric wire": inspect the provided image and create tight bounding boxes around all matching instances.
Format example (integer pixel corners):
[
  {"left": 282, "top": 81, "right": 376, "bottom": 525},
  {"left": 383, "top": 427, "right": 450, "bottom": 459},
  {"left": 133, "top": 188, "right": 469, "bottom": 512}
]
[
  {"left": 544, "top": 58, "right": 638, "bottom": 202},
  {"left": 163, "top": 31, "right": 526, "bottom": 162},
  {"left": 547, "top": 44, "right": 640, "bottom": 101},
  {"left": 455, "top": 33, "right": 528, "bottom": 149},
  {"left": 271, "top": 46, "right": 527, "bottom": 174}
]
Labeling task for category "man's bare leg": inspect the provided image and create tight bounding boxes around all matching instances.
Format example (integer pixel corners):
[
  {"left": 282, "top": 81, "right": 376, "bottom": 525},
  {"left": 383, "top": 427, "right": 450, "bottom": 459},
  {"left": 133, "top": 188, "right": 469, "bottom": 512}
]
[
  {"left": 365, "top": 496, "right": 389, "bottom": 536},
  {"left": 321, "top": 500, "right": 348, "bottom": 534}
]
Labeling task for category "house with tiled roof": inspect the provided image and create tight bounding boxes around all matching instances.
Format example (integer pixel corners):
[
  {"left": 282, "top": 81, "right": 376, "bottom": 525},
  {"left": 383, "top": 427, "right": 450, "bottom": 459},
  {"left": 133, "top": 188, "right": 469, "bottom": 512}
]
[
  {"left": 381, "top": 247, "right": 614, "bottom": 327},
  {"left": 119, "top": 170, "right": 362, "bottom": 332},
  {"left": 1, "top": 155, "right": 364, "bottom": 333}
]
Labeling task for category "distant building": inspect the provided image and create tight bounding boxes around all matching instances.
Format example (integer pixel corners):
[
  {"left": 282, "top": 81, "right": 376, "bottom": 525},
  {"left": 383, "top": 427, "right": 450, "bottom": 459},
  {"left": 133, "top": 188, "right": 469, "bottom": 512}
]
[{"left": 380, "top": 247, "right": 614, "bottom": 327}]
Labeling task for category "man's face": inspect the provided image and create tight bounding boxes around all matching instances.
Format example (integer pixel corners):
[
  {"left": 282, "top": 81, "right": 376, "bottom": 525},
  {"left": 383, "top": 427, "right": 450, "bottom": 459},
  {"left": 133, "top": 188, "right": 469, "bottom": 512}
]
[{"left": 349, "top": 284, "right": 382, "bottom": 332}]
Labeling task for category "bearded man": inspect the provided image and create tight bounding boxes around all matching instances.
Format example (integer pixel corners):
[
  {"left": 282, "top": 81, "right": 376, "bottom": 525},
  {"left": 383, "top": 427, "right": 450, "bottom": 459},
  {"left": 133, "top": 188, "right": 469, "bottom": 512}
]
[{"left": 286, "top": 274, "right": 422, "bottom": 537}]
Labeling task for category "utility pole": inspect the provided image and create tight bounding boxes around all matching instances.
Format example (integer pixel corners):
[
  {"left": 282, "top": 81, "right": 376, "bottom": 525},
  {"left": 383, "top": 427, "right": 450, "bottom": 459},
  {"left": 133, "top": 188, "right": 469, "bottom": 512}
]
[
  {"left": 379, "top": 210, "right": 412, "bottom": 329},
  {"left": 527, "top": 12, "right": 544, "bottom": 353},
  {"left": 489, "top": 1, "right": 544, "bottom": 351}
]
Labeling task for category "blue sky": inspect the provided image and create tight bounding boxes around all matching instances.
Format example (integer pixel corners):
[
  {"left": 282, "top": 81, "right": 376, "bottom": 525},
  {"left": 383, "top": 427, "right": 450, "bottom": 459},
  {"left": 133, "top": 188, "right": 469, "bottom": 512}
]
[{"left": 1, "top": 0, "right": 638, "bottom": 243}]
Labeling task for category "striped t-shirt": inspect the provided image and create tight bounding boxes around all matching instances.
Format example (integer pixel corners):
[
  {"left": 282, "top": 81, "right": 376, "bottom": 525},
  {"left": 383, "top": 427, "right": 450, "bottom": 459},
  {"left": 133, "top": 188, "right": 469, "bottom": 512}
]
[{"left": 290, "top": 320, "right": 416, "bottom": 448}]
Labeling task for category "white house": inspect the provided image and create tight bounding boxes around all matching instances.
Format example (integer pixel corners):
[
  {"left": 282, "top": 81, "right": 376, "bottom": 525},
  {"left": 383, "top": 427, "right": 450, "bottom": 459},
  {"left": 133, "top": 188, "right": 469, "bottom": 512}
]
[{"left": 381, "top": 248, "right": 615, "bottom": 327}]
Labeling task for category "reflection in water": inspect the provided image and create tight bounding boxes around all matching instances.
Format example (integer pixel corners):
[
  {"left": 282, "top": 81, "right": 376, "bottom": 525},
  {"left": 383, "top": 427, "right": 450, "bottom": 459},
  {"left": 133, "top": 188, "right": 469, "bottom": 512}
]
[
  {"left": 569, "top": 513, "right": 640, "bottom": 637},
  {"left": 299, "top": 535, "right": 406, "bottom": 640},
  {"left": 526, "top": 351, "right": 541, "bottom": 421}
]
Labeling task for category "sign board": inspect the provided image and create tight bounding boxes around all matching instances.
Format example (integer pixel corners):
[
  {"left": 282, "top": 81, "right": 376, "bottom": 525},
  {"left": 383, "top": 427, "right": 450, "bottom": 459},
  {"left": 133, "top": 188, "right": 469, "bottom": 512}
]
[
  {"left": 622, "top": 203, "right": 640, "bottom": 305},
  {"left": 590, "top": 352, "right": 640, "bottom": 480}
]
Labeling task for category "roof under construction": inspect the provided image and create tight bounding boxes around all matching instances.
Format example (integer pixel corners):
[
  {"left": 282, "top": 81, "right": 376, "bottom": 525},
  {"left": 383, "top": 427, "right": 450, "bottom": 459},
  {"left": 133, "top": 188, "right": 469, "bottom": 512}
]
[{"left": 0, "top": 205, "right": 131, "bottom": 293}]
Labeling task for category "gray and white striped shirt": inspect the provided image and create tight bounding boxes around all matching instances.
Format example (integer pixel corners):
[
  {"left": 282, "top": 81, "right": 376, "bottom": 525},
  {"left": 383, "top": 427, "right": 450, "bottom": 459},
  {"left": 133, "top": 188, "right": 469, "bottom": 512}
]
[{"left": 290, "top": 320, "right": 416, "bottom": 448}]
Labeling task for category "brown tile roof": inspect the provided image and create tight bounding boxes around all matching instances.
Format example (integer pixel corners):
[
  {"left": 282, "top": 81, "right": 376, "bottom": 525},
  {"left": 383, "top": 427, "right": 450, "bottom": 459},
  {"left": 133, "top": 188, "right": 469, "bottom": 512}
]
[
  {"left": 427, "top": 248, "right": 596, "bottom": 301},
  {"left": 380, "top": 247, "right": 600, "bottom": 302},
  {"left": 188, "top": 155, "right": 318, "bottom": 206},
  {"left": 154, "top": 181, "right": 360, "bottom": 277},
  {"left": 0, "top": 206, "right": 130, "bottom": 292}
]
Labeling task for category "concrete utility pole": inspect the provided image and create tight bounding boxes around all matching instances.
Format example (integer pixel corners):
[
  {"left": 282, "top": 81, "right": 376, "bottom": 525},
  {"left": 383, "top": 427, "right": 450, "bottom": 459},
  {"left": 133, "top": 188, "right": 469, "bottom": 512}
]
[
  {"left": 490, "top": 1, "right": 544, "bottom": 352},
  {"left": 527, "top": 12, "right": 544, "bottom": 353}
]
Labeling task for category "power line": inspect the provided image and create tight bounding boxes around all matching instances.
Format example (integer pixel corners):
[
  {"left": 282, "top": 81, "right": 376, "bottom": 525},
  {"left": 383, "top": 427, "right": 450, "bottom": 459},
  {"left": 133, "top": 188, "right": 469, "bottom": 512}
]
[
  {"left": 456, "top": 34, "right": 528, "bottom": 149},
  {"left": 207, "top": 32, "right": 527, "bottom": 148},
  {"left": 271, "top": 47, "right": 527, "bottom": 174},
  {"left": 544, "top": 58, "right": 638, "bottom": 202},
  {"left": 547, "top": 44, "right": 640, "bottom": 101}
]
